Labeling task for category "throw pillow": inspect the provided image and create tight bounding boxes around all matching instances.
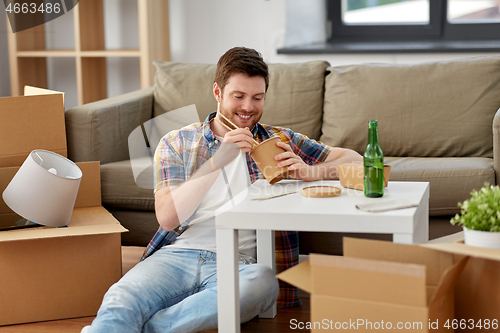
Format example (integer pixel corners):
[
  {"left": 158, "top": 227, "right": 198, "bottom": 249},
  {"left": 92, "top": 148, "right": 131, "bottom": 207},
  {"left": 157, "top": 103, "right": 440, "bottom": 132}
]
[{"left": 321, "top": 56, "right": 500, "bottom": 158}]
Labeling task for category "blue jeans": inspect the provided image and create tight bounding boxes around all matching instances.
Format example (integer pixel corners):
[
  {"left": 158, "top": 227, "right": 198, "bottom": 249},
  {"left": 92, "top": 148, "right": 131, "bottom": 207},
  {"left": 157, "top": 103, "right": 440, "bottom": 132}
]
[{"left": 88, "top": 247, "right": 279, "bottom": 333}]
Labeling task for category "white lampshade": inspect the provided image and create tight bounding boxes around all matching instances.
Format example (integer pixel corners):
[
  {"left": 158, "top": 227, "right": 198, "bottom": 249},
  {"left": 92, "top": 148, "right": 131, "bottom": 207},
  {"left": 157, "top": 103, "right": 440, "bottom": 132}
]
[{"left": 2, "top": 150, "right": 82, "bottom": 227}]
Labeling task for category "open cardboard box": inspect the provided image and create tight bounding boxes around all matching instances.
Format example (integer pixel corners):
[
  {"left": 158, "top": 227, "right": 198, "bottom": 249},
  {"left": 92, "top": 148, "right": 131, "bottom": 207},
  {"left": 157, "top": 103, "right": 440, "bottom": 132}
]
[
  {"left": 278, "top": 238, "right": 468, "bottom": 332},
  {"left": 422, "top": 232, "right": 500, "bottom": 331},
  {"left": 0, "top": 86, "right": 127, "bottom": 325},
  {"left": 0, "top": 162, "right": 127, "bottom": 326}
]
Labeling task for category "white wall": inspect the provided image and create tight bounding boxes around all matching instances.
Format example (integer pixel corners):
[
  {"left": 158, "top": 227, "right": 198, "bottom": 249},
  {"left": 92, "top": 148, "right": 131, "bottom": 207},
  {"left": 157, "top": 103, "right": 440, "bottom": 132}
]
[
  {"left": 169, "top": 0, "right": 287, "bottom": 64},
  {"left": 1, "top": 0, "right": 499, "bottom": 102},
  {"left": 168, "top": 0, "right": 500, "bottom": 65}
]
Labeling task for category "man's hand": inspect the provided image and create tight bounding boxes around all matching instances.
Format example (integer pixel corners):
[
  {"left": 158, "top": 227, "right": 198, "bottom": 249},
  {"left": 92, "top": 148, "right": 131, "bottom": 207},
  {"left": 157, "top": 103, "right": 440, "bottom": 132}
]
[
  {"left": 274, "top": 141, "right": 316, "bottom": 181},
  {"left": 223, "top": 127, "right": 254, "bottom": 153},
  {"left": 275, "top": 141, "right": 363, "bottom": 181}
]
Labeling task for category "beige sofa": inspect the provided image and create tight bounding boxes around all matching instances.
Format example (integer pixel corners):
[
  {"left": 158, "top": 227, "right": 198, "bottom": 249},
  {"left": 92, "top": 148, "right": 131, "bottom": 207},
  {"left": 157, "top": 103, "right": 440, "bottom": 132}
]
[{"left": 65, "top": 56, "right": 500, "bottom": 254}]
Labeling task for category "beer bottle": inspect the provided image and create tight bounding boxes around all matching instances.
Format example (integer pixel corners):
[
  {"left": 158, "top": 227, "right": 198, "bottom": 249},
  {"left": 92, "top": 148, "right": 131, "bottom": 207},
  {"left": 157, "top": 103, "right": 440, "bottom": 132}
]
[{"left": 364, "top": 120, "right": 384, "bottom": 197}]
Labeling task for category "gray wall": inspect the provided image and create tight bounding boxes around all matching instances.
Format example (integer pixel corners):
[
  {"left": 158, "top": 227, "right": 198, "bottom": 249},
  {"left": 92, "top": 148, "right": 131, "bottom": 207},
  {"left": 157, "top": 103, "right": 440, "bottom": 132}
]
[{"left": 1, "top": 4, "right": 11, "bottom": 98}]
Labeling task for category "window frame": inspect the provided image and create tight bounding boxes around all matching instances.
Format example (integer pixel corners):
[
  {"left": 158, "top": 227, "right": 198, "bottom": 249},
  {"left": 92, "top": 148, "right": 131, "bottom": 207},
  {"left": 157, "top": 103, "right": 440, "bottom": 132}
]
[{"left": 327, "top": 0, "right": 500, "bottom": 41}]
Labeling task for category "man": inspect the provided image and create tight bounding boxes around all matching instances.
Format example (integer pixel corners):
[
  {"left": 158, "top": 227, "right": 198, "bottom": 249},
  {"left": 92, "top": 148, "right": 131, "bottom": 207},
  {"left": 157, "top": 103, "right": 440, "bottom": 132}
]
[{"left": 83, "top": 47, "right": 362, "bottom": 333}]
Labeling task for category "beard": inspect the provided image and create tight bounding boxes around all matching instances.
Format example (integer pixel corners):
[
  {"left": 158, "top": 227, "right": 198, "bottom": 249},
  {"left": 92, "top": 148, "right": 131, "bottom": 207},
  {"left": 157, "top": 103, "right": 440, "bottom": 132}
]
[{"left": 219, "top": 98, "right": 262, "bottom": 131}]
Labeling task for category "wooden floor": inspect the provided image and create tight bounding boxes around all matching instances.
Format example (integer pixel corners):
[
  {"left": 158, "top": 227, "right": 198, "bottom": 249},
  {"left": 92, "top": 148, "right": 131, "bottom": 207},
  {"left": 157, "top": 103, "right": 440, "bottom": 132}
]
[
  {"left": 0, "top": 297, "right": 310, "bottom": 333},
  {"left": 203, "top": 297, "right": 310, "bottom": 333},
  {"left": 0, "top": 317, "right": 95, "bottom": 333}
]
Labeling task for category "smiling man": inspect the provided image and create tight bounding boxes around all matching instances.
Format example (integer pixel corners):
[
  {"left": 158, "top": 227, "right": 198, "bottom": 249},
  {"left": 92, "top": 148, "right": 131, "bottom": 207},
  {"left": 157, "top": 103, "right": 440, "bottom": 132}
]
[{"left": 83, "top": 47, "right": 361, "bottom": 333}]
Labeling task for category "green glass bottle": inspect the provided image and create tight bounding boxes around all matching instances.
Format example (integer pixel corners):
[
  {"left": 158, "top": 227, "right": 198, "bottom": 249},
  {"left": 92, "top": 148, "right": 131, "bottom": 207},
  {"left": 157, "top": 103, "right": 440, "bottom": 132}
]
[{"left": 364, "top": 120, "right": 384, "bottom": 197}]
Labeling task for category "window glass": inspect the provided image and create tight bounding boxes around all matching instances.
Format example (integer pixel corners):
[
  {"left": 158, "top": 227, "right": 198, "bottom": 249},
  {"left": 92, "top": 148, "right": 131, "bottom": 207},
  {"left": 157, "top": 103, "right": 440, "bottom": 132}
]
[
  {"left": 448, "top": 0, "right": 500, "bottom": 23},
  {"left": 342, "top": 0, "right": 430, "bottom": 24}
]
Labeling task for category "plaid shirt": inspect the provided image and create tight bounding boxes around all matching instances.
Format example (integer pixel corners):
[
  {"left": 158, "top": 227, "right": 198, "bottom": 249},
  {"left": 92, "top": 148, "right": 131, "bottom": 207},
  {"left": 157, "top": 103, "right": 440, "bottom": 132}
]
[{"left": 143, "top": 112, "right": 331, "bottom": 307}]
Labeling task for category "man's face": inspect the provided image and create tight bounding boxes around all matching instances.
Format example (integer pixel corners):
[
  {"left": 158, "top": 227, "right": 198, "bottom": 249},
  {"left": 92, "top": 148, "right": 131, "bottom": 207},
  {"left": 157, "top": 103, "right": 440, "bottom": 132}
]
[{"left": 216, "top": 73, "right": 266, "bottom": 130}]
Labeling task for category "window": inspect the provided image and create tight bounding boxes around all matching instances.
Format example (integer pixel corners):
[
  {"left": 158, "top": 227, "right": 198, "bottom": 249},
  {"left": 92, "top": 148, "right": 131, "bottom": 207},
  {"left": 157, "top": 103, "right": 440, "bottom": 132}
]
[
  {"left": 333, "top": 0, "right": 438, "bottom": 38},
  {"left": 445, "top": 0, "right": 500, "bottom": 39},
  {"left": 328, "top": 0, "right": 500, "bottom": 41},
  {"left": 278, "top": 0, "right": 500, "bottom": 53}
]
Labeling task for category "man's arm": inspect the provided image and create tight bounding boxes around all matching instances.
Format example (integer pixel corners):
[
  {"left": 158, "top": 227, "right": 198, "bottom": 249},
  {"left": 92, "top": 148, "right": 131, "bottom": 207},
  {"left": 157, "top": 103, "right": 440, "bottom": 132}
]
[
  {"left": 155, "top": 170, "right": 221, "bottom": 231},
  {"left": 310, "top": 147, "right": 363, "bottom": 180},
  {"left": 155, "top": 128, "right": 253, "bottom": 231},
  {"left": 275, "top": 142, "right": 362, "bottom": 181}
]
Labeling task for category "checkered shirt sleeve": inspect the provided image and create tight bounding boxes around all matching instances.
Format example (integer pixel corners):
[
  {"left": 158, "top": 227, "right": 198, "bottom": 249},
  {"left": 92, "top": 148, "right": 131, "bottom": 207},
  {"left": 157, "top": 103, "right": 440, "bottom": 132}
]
[{"left": 154, "top": 130, "right": 187, "bottom": 193}]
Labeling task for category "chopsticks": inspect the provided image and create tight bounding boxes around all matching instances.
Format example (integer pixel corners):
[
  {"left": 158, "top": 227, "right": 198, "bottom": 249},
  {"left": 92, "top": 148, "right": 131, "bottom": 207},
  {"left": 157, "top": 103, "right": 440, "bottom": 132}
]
[
  {"left": 215, "top": 117, "right": 235, "bottom": 132},
  {"left": 218, "top": 112, "right": 239, "bottom": 130},
  {"left": 216, "top": 113, "right": 259, "bottom": 146}
]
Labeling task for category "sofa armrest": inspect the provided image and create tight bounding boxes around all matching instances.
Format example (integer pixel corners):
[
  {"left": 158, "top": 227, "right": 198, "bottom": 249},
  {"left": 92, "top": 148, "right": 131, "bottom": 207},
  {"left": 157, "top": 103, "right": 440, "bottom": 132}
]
[
  {"left": 66, "top": 87, "right": 154, "bottom": 164},
  {"left": 494, "top": 108, "right": 500, "bottom": 185}
]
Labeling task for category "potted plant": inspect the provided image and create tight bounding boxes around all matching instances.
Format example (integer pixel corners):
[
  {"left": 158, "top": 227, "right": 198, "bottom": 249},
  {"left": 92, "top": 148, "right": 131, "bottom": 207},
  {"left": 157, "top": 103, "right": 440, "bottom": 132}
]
[{"left": 451, "top": 183, "right": 500, "bottom": 249}]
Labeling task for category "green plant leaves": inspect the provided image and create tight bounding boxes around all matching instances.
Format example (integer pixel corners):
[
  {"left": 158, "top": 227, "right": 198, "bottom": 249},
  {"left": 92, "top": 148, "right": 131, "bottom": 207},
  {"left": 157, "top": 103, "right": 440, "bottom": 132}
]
[{"left": 451, "top": 183, "right": 500, "bottom": 232}]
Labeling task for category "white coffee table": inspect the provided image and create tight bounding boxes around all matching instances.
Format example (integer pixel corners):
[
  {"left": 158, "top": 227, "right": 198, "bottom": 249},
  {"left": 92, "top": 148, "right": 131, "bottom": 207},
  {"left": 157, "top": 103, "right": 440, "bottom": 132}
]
[{"left": 215, "top": 180, "right": 429, "bottom": 333}]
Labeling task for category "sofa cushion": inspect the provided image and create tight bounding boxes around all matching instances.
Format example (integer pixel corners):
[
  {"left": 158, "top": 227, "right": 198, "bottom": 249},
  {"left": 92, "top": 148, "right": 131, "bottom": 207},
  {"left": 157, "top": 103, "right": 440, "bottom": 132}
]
[
  {"left": 322, "top": 56, "right": 500, "bottom": 158},
  {"left": 154, "top": 62, "right": 217, "bottom": 123},
  {"left": 261, "top": 61, "right": 329, "bottom": 140},
  {"left": 385, "top": 156, "right": 495, "bottom": 215},
  {"left": 153, "top": 61, "right": 329, "bottom": 140},
  {"left": 100, "top": 160, "right": 154, "bottom": 211}
]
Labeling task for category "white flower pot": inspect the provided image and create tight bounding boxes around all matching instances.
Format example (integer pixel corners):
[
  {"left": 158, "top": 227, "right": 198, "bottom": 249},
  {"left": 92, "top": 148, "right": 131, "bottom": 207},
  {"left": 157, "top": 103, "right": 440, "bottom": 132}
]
[{"left": 463, "top": 227, "right": 500, "bottom": 249}]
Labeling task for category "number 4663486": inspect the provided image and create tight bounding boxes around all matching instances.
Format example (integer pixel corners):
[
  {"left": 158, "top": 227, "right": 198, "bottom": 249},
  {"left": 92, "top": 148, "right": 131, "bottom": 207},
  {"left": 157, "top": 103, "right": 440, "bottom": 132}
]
[
  {"left": 444, "top": 319, "right": 498, "bottom": 330},
  {"left": 6, "top": 2, "right": 61, "bottom": 14}
]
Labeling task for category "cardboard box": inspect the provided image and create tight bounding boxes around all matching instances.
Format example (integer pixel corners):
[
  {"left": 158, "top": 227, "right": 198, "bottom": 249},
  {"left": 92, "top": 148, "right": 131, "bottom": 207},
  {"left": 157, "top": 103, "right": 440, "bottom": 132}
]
[
  {"left": 422, "top": 233, "right": 500, "bottom": 331},
  {"left": 0, "top": 161, "right": 127, "bottom": 326},
  {"left": 0, "top": 86, "right": 66, "bottom": 230},
  {"left": 278, "top": 238, "right": 467, "bottom": 332},
  {"left": 337, "top": 163, "right": 391, "bottom": 190},
  {"left": 0, "top": 87, "right": 66, "bottom": 168},
  {"left": 0, "top": 86, "right": 127, "bottom": 325}
]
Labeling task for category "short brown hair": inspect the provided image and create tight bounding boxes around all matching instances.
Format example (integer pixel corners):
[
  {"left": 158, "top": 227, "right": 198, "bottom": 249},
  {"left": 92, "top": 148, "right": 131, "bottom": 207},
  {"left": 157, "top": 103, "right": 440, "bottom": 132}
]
[{"left": 215, "top": 47, "right": 269, "bottom": 93}]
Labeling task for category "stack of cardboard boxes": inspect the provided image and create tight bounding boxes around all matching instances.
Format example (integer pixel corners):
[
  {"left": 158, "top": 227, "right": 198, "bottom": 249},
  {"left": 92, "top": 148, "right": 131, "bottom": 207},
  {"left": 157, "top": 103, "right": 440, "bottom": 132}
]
[{"left": 0, "top": 88, "right": 127, "bottom": 326}]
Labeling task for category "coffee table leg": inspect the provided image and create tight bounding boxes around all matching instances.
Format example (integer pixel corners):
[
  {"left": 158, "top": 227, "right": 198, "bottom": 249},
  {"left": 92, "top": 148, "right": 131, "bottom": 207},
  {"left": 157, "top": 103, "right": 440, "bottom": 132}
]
[
  {"left": 393, "top": 233, "right": 416, "bottom": 244},
  {"left": 216, "top": 228, "right": 240, "bottom": 333},
  {"left": 413, "top": 198, "right": 429, "bottom": 243},
  {"left": 257, "top": 230, "right": 277, "bottom": 318},
  {"left": 394, "top": 199, "right": 429, "bottom": 244}
]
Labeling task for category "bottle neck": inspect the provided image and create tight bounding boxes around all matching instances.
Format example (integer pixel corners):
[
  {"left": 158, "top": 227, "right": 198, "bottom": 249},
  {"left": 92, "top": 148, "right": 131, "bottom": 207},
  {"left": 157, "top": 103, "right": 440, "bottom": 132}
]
[{"left": 368, "top": 124, "right": 379, "bottom": 146}]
